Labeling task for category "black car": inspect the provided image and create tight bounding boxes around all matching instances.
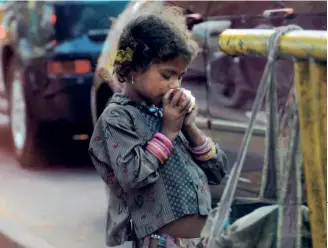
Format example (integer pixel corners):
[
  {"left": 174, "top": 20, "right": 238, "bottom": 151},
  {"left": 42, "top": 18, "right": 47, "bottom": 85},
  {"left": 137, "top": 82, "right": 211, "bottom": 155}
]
[{"left": 1, "top": 1, "right": 130, "bottom": 167}]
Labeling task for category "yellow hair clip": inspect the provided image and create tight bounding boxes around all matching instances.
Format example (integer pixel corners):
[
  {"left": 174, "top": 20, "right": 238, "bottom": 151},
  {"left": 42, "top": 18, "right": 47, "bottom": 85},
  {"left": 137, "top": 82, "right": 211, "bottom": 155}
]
[{"left": 115, "top": 47, "right": 134, "bottom": 63}]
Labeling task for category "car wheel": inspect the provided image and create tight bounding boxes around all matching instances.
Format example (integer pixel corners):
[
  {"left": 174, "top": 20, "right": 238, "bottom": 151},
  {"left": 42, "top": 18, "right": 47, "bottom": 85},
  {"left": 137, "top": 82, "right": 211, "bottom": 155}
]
[
  {"left": 90, "top": 83, "right": 98, "bottom": 127},
  {"left": 214, "top": 80, "right": 249, "bottom": 108},
  {"left": 208, "top": 52, "right": 250, "bottom": 108},
  {"left": 91, "top": 82, "right": 113, "bottom": 127},
  {"left": 8, "top": 58, "right": 45, "bottom": 168}
]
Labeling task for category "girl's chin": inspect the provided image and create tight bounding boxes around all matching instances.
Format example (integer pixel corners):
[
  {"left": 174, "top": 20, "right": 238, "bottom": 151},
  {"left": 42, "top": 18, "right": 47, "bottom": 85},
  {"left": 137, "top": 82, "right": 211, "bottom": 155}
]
[
  {"left": 152, "top": 96, "right": 164, "bottom": 107},
  {"left": 154, "top": 101, "right": 163, "bottom": 108},
  {"left": 145, "top": 98, "right": 162, "bottom": 108}
]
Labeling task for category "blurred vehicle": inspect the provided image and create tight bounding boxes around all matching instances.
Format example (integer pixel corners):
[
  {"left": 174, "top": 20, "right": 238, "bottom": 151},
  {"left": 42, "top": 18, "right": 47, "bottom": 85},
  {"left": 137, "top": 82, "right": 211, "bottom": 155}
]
[
  {"left": 0, "top": 0, "right": 9, "bottom": 41},
  {"left": 0, "top": 0, "right": 8, "bottom": 21},
  {"left": 0, "top": 0, "right": 131, "bottom": 167},
  {"left": 92, "top": 1, "right": 326, "bottom": 127}
]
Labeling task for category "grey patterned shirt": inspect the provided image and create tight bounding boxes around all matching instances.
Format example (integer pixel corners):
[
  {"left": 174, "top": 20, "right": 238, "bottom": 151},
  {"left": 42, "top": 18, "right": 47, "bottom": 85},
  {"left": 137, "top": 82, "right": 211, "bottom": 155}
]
[{"left": 88, "top": 93, "right": 228, "bottom": 246}]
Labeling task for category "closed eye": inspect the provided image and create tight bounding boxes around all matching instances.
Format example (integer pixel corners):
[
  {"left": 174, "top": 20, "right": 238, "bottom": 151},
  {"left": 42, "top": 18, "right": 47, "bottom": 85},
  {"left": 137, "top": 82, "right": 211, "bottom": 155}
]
[
  {"left": 161, "top": 72, "right": 185, "bottom": 81},
  {"left": 161, "top": 73, "right": 171, "bottom": 80}
]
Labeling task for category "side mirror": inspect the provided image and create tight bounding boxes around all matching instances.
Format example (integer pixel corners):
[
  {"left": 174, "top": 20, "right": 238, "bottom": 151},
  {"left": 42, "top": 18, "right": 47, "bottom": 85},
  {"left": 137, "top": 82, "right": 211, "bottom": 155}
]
[{"left": 185, "top": 13, "right": 204, "bottom": 30}]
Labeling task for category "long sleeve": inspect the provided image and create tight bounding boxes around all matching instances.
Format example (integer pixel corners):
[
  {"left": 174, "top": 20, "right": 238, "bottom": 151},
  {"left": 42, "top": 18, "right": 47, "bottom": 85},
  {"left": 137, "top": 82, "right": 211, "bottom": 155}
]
[
  {"left": 89, "top": 106, "right": 160, "bottom": 192},
  {"left": 195, "top": 144, "right": 229, "bottom": 185},
  {"left": 178, "top": 132, "right": 228, "bottom": 185}
]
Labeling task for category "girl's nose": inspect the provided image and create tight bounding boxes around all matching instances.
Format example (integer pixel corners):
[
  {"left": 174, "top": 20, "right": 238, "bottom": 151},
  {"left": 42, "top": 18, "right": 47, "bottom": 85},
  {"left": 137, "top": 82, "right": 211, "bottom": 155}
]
[{"left": 169, "top": 79, "right": 181, "bottom": 89}]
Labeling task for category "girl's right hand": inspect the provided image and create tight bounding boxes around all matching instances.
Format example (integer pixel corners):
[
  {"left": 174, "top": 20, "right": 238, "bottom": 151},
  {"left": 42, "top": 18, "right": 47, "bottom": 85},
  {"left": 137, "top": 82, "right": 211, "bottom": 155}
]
[{"left": 161, "top": 88, "right": 191, "bottom": 141}]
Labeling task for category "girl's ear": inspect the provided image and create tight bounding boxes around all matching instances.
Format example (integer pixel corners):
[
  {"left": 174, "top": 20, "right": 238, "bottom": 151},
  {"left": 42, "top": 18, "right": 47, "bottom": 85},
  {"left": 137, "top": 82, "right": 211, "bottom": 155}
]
[
  {"left": 130, "top": 71, "right": 138, "bottom": 78},
  {"left": 127, "top": 71, "right": 137, "bottom": 84},
  {"left": 129, "top": 69, "right": 144, "bottom": 83}
]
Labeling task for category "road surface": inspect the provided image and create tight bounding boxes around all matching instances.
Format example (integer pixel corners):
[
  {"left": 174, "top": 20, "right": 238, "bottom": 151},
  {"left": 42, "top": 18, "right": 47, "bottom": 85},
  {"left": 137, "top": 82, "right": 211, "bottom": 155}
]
[{"left": 0, "top": 89, "right": 265, "bottom": 248}]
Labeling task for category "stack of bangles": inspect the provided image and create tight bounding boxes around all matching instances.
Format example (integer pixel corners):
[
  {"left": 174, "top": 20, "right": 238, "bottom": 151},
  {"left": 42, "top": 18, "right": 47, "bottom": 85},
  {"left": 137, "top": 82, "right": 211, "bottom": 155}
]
[
  {"left": 189, "top": 137, "right": 216, "bottom": 161},
  {"left": 146, "top": 133, "right": 173, "bottom": 164}
]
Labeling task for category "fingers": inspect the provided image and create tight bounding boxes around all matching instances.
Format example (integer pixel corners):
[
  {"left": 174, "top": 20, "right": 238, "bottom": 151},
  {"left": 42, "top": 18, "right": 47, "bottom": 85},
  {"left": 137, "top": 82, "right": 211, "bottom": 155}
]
[
  {"left": 174, "top": 88, "right": 196, "bottom": 113},
  {"left": 180, "top": 90, "right": 195, "bottom": 114},
  {"left": 180, "top": 97, "right": 192, "bottom": 114},
  {"left": 164, "top": 88, "right": 196, "bottom": 114},
  {"left": 163, "top": 89, "right": 174, "bottom": 106},
  {"left": 170, "top": 88, "right": 184, "bottom": 107},
  {"left": 189, "top": 96, "right": 196, "bottom": 113}
]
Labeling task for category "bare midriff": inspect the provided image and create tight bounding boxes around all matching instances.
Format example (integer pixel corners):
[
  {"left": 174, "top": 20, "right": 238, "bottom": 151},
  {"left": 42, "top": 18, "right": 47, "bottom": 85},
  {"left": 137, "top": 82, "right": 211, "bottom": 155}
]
[{"left": 156, "top": 214, "right": 207, "bottom": 238}]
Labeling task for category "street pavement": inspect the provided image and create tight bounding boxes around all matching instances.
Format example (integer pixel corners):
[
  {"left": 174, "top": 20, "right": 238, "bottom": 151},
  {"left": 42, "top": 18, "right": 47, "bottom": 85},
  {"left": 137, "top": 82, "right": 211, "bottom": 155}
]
[
  {"left": 0, "top": 86, "right": 265, "bottom": 248},
  {"left": 0, "top": 117, "right": 111, "bottom": 248}
]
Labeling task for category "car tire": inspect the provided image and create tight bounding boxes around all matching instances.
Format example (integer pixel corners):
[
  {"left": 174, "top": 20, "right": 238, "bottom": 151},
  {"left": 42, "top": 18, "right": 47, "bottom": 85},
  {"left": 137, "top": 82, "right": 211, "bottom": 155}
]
[
  {"left": 214, "top": 81, "right": 250, "bottom": 108},
  {"left": 90, "top": 81, "right": 113, "bottom": 127},
  {"left": 90, "top": 83, "right": 98, "bottom": 127},
  {"left": 7, "top": 57, "right": 46, "bottom": 168},
  {"left": 208, "top": 52, "right": 250, "bottom": 108}
]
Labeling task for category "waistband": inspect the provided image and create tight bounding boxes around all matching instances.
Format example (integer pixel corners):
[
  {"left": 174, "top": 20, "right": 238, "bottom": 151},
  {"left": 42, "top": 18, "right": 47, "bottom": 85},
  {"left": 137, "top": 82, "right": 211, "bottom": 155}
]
[{"left": 134, "top": 233, "right": 205, "bottom": 248}]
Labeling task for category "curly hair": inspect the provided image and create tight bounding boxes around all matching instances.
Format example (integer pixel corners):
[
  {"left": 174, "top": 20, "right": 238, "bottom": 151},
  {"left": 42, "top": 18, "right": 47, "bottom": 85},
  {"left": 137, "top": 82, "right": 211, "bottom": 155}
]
[{"left": 112, "top": 5, "right": 199, "bottom": 83}]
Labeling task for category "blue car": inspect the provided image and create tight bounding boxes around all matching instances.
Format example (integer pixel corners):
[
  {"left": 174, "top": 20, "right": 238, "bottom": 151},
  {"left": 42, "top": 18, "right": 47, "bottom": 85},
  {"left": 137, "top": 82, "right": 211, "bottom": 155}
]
[{"left": 0, "top": 1, "right": 130, "bottom": 167}]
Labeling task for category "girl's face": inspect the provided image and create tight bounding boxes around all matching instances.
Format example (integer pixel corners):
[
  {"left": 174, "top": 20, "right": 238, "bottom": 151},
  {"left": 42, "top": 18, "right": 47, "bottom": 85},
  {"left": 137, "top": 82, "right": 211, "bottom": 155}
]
[{"left": 128, "top": 56, "right": 189, "bottom": 107}]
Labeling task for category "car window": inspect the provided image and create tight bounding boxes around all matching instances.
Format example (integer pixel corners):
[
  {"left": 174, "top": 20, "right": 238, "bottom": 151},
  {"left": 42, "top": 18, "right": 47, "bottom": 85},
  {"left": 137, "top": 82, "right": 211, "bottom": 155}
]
[{"left": 54, "top": 1, "right": 130, "bottom": 42}]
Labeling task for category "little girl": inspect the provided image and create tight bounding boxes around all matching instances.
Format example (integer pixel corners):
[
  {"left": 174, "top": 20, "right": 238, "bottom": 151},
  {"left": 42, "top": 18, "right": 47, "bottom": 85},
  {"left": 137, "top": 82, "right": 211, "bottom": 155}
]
[{"left": 89, "top": 5, "right": 228, "bottom": 248}]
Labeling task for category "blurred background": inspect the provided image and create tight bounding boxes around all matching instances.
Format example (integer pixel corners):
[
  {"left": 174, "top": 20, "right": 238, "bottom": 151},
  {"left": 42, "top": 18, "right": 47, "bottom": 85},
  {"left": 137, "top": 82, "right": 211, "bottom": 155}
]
[{"left": 0, "top": 1, "right": 326, "bottom": 248}]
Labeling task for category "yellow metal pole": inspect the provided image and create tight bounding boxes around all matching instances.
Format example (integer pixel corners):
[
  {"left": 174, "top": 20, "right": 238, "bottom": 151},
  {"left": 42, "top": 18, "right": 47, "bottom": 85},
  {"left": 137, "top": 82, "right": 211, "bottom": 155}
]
[
  {"left": 219, "top": 29, "right": 327, "bottom": 61},
  {"left": 294, "top": 60, "right": 327, "bottom": 248},
  {"left": 309, "top": 61, "right": 327, "bottom": 188}
]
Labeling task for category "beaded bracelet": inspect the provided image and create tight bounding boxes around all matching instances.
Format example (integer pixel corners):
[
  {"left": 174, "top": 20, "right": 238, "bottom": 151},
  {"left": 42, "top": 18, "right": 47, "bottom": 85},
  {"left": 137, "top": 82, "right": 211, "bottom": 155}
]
[
  {"left": 195, "top": 143, "right": 217, "bottom": 161},
  {"left": 198, "top": 149, "right": 216, "bottom": 161},
  {"left": 189, "top": 137, "right": 216, "bottom": 158},
  {"left": 189, "top": 137, "right": 209, "bottom": 153},
  {"left": 191, "top": 143, "right": 212, "bottom": 155}
]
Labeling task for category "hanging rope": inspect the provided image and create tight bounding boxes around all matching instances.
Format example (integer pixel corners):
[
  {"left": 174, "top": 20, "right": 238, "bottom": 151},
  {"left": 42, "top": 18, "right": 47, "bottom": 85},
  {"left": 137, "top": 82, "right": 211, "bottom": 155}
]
[
  {"left": 258, "top": 39, "right": 281, "bottom": 201},
  {"left": 206, "top": 24, "right": 302, "bottom": 248},
  {"left": 276, "top": 98, "right": 304, "bottom": 248}
]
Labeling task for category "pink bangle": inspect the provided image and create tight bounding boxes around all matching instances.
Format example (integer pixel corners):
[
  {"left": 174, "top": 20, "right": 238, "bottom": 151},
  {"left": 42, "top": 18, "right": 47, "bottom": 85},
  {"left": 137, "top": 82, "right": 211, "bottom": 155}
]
[
  {"left": 154, "top": 133, "right": 173, "bottom": 150},
  {"left": 152, "top": 138, "right": 171, "bottom": 156},
  {"left": 191, "top": 144, "right": 212, "bottom": 155},
  {"left": 195, "top": 144, "right": 217, "bottom": 161},
  {"left": 189, "top": 137, "right": 208, "bottom": 152},
  {"left": 146, "top": 144, "right": 164, "bottom": 164},
  {"left": 147, "top": 142, "right": 168, "bottom": 160}
]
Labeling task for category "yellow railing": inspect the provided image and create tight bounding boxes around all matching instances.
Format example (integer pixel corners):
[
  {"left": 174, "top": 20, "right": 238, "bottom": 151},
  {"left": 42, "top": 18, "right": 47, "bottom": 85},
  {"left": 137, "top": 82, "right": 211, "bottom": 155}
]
[
  {"left": 219, "top": 29, "right": 327, "bottom": 248},
  {"left": 219, "top": 29, "right": 327, "bottom": 60}
]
